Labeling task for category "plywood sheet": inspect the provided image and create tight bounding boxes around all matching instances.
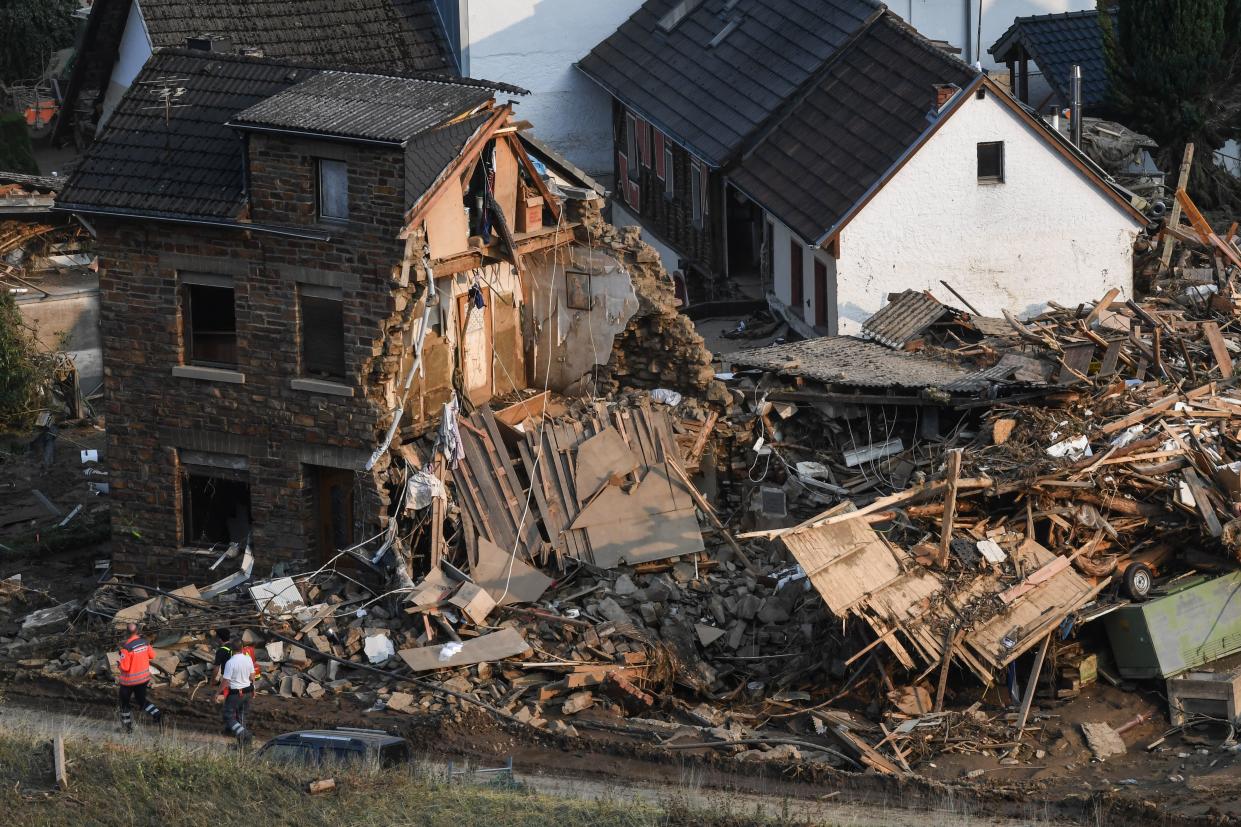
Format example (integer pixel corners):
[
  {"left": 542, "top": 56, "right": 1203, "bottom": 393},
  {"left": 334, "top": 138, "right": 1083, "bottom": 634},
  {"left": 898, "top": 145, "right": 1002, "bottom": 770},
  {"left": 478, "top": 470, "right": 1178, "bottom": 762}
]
[
  {"left": 398, "top": 627, "right": 531, "bottom": 672},
  {"left": 571, "top": 464, "right": 680, "bottom": 530},
  {"left": 584, "top": 505, "right": 703, "bottom": 568},
  {"left": 574, "top": 426, "right": 638, "bottom": 505},
  {"left": 472, "top": 537, "right": 553, "bottom": 606},
  {"left": 781, "top": 519, "right": 903, "bottom": 615}
]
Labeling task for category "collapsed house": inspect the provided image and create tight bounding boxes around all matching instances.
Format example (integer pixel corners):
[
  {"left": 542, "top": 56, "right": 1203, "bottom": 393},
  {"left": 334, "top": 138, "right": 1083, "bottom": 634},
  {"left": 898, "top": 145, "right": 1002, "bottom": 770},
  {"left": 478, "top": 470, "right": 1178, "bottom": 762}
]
[
  {"left": 577, "top": 0, "right": 1147, "bottom": 331},
  {"left": 53, "top": 46, "right": 718, "bottom": 585}
]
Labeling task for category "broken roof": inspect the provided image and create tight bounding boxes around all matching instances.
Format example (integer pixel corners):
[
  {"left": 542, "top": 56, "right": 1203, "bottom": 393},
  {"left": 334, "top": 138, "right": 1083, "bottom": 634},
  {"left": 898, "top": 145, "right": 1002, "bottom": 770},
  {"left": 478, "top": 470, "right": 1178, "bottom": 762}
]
[
  {"left": 731, "top": 13, "right": 977, "bottom": 245},
  {"left": 861, "top": 290, "right": 950, "bottom": 349},
  {"left": 577, "top": 0, "right": 882, "bottom": 166},
  {"left": 725, "top": 335, "right": 1006, "bottom": 391},
  {"left": 989, "top": 9, "right": 1114, "bottom": 109},
  {"left": 230, "top": 72, "right": 497, "bottom": 144},
  {"left": 0, "top": 172, "right": 64, "bottom": 193}
]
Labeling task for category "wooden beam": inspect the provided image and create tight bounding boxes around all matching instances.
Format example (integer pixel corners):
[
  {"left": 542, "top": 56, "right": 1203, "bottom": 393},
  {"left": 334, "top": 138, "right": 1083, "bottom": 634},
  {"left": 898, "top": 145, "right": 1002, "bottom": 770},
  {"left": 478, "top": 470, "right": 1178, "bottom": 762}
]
[
  {"left": 53, "top": 735, "right": 68, "bottom": 791},
  {"left": 1013, "top": 633, "right": 1052, "bottom": 745},
  {"left": 936, "top": 449, "right": 963, "bottom": 569},
  {"left": 1159, "top": 144, "right": 1195, "bottom": 271},
  {"left": 933, "top": 626, "right": 961, "bottom": 712}
]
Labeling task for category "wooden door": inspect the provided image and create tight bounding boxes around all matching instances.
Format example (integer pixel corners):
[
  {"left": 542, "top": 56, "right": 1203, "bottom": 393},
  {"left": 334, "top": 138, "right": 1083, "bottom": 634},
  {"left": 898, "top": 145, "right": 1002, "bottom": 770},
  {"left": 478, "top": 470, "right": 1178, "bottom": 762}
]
[
  {"left": 314, "top": 467, "right": 355, "bottom": 562},
  {"left": 814, "top": 260, "right": 827, "bottom": 328},
  {"left": 457, "top": 287, "right": 492, "bottom": 404},
  {"left": 789, "top": 240, "right": 803, "bottom": 313}
]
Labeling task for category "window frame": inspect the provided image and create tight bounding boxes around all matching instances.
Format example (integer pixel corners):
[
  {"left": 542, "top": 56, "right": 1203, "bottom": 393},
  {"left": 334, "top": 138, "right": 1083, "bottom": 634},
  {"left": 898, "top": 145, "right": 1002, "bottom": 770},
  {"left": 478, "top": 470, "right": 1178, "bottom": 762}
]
[
  {"left": 298, "top": 284, "right": 347, "bottom": 381},
  {"left": 664, "top": 143, "right": 674, "bottom": 198},
  {"left": 625, "top": 113, "right": 639, "bottom": 183},
  {"left": 180, "top": 276, "right": 238, "bottom": 369},
  {"left": 977, "top": 141, "right": 1005, "bottom": 183},
  {"left": 317, "top": 158, "right": 350, "bottom": 221},
  {"left": 691, "top": 162, "right": 704, "bottom": 228}
]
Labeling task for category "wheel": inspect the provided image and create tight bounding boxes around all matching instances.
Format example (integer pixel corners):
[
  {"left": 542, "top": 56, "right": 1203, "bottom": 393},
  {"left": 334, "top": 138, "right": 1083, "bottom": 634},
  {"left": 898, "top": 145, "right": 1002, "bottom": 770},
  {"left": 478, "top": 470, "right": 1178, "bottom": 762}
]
[{"left": 1123, "top": 563, "right": 1153, "bottom": 600}]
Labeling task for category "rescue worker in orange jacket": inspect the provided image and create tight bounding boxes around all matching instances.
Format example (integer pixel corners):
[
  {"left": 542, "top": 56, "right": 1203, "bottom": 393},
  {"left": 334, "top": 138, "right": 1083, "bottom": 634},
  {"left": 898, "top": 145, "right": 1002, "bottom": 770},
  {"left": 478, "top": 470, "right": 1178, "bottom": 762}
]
[{"left": 117, "top": 622, "right": 162, "bottom": 733}]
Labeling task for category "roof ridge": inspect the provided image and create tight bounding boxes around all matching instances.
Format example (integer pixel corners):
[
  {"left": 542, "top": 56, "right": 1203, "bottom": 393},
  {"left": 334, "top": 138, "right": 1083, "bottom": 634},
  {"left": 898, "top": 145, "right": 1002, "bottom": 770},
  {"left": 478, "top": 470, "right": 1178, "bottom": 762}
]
[
  {"left": 876, "top": 10, "right": 979, "bottom": 73},
  {"left": 1012, "top": 7, "right": 1110, "bottom": 24}
]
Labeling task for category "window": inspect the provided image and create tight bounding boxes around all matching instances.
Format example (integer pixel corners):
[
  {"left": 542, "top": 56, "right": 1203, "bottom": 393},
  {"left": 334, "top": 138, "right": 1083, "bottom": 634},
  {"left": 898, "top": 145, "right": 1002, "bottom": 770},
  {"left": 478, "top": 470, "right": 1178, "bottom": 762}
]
[
  {"left": 625, "top": 113, "right": 639, "bottom": 182},
  {"left": 977, "top": 141, "right": 1004, "bottom": 183},
  {"left": 789, "top": 240, "right": 803, "bottom": 311},
  {"left": 299, "top": 285, "right": 346, "bottom": 380},
  {"left": 182, "top": 279, "right": 237, "bottom": 367},
  {"left": 664, "top": 143, "right": 674, "bottom": 198},
  {"left": 691, "top": 162, "right": 704, "bottom": 227},
  {"left": 182, "top": 470, "right": 251, "bottom": 548},
  {"left": 814, "top": 259, "right": 828, "bottom": 327},
  {"left": 318, "top": 158, "right": 349, "bottom": 220}
]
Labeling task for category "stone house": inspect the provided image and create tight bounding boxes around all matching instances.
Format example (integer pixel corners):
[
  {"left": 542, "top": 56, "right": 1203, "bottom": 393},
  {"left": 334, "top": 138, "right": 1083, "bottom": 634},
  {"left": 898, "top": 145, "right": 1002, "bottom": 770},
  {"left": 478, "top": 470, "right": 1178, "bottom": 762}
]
[
  {"left": 578, "top": 0, "right": 1146, "bottom": 331},
  {"left": 55, "top": 47, "right": 641, "bottom": 585}
]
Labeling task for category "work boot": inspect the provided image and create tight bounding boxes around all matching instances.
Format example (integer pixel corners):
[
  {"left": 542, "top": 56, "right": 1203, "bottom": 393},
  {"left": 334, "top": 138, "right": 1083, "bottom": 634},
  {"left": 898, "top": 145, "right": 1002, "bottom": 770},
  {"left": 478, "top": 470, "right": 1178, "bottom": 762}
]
[{"left": 120, "top": 712, "right": 134, "bottom": 734}]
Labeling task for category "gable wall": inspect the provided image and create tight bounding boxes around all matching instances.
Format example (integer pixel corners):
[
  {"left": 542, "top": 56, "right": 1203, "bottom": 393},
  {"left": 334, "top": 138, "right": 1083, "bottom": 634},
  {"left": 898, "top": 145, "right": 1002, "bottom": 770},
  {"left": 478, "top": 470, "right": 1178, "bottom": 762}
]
[{"left": 834, "top": 89, "right": 1138, "bottom": 333}]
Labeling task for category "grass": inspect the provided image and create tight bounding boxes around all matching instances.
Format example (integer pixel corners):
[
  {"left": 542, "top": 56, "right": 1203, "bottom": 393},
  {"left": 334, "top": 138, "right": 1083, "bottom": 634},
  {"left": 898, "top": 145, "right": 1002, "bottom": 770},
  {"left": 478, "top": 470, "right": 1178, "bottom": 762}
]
[{"left": 0, "top": 726, "right": 799, "bottom": 827}]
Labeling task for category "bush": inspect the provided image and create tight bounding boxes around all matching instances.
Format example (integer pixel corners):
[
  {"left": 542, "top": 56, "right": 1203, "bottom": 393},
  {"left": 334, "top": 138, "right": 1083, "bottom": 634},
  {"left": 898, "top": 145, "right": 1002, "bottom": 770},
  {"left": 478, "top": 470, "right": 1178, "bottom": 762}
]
[
  {"left": 0, "top": 289, "right": 49, "bottom": 428},
  {"left": 0, "top": 114, "right": 38, "bottom": 174}
]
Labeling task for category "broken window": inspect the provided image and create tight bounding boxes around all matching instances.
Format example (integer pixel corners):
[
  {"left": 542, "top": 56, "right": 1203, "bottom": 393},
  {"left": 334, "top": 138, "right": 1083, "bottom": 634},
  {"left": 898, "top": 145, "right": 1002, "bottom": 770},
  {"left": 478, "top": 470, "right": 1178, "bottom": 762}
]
[
  {"left": 625, "top": 113, "right": 639, "bottom": 183},
  {"left": 318, "top": 158, "right": 349, "bottom": 220},
  {"left": 977, "top": 141, "right": 1004, "bottom": 183},
  {"left": 691, "top": 162, "right": 704, "bottom": 228},
  {"left": 182, "top": 278, "right": 237, "bottom": 367},
  {"left": 299, "top": 285, "right": 346, "bottom": 380},
  {"left": 181, "top": 467, "right": 251, "bottom": 548}
]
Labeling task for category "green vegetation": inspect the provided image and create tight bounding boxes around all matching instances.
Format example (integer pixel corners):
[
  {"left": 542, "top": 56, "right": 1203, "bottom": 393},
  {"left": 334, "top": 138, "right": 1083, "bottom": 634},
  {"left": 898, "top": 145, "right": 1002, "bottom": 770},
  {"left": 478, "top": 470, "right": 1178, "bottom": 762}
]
[
  {"left": 0, "top": 729, "right": 791, "bottom": 827},
  {"left": 0, "top": 113, "right": 38, "bottom": 174},
  {"left": 0, "top": 290, "right": 50, "bottom": 429},
  {"left": 1101, "top": 0, "right": 1241, "bottom": 210},
  {"left": 0, "top": 0, "right": 78, "bottom": 86}
]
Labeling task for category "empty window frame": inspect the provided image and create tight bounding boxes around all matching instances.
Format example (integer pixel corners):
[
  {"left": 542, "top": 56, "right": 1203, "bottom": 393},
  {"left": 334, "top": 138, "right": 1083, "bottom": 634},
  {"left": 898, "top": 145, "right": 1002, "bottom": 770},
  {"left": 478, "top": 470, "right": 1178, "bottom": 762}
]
[
  {"left": 624, "top": 113, "right": 639, "bottom": 182},
  {"left": 789, "top": 240, "right": 803, "bottom": 310},
  {"left": 691, "top": 162, "right": 704, "bottom": 227},
  {"left": 181, "top": 469, "right": 251, "bottom": 548},
  {"left": 318, "top": 158, "right": 349, "bottom": 220},
  {"left": 664, "top": 142, "right": 674, "bottom": 198},
  {"left": 977, "top": 141, "right": 1004, "bottom": 183},
  {"left": 181, "top": 276, "right": 237, "bottom": 367},
  {"left": 299, "top": 285, "right": 346, "bottom": 380}
]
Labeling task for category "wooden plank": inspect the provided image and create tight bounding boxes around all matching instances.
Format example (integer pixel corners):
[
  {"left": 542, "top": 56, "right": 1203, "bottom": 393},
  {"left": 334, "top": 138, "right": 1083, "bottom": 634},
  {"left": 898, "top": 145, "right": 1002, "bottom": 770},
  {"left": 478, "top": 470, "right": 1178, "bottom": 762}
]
[
  {"left": 936, "top": 450, "right": 963, "bottom": 568},
  {"left": 399, "top": 628, "right": 531, "bottom": 672},
  {"left": 1203, "top": 321, "right": 1234, "bottom": 379},
  {"left": 1159, "top": 144, "right": 1194, "bottom": 271},
  {"left": 668, "top": 460, "right": 758, "bottom": 574},
  {"left": 516, "top": 436, "right": 560, "bottom": 561},
  {"left": 933, "top": 626, "right": 961, "bottom": 712},
  {"left": 53, "top": 735, "right": 68, "bottom": 791},
  {"left": 1182, "top": 466, "right": 1224, "bottom": 537},
  {"left": 1013, "top": 633, "right": 1052, "bottom": 745},
  {"left": 1099, "top": 383, "right": 1214, "bottom": 434},
  {"left": 478, "top": 409, "right": 532, "bottom": 547},
  {"left": 1098, "top": 339, "right": 1123, "bottom": 377}
]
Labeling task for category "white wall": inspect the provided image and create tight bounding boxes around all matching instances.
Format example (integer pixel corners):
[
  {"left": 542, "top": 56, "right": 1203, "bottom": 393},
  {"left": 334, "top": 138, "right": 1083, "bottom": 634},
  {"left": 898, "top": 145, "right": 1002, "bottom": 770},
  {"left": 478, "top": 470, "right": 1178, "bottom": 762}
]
[
  {"left": 610, "top": 201, "right": 682, "bottom": 274},
  {"left": 833, "top": 89, "right": 1138, "bottom": 334},
  {"left": 769, "top": 218, "right": 838, "bottom": 333},
  {"left": 98, "top": 0, "right": 153, "bottom": 131},
  {"left": 464, "top": 0, "right": 643, "bottom": 177},
  {"left": 889, "top": 0, "right": 1095, "bottom": 68}
]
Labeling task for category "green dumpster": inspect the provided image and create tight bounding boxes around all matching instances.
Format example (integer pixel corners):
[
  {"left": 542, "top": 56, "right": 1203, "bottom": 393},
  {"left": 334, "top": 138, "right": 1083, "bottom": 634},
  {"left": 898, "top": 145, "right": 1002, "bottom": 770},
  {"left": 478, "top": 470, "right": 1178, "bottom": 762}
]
[{"left": 1103, "top": 570, "right": 1241, "bottom": 679}]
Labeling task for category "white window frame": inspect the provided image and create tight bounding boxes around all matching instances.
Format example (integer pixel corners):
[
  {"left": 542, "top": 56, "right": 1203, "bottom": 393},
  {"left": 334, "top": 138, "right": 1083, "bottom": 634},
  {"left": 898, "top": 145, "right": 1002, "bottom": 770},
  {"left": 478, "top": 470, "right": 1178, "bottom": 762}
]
[
  {"left": 664, "top": 143, "right": 674, "bottom": 198},
  {"left": 625, "top": 113, "right": 639, "bottom": 183}
]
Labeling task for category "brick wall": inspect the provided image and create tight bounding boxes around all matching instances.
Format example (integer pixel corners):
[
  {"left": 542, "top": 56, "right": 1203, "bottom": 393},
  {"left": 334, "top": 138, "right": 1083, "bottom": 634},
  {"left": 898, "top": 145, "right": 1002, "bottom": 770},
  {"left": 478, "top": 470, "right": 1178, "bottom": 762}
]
[{"left": 96, "top": 135, "right": 414, "bottom": 585}]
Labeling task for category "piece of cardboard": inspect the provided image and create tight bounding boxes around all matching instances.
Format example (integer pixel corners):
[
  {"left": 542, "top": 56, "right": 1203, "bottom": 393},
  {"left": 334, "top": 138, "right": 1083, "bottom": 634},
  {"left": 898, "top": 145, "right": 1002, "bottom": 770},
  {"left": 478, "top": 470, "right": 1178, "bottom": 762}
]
[{"left": 573, "top": 427, "right": 638, "bottom": 505}]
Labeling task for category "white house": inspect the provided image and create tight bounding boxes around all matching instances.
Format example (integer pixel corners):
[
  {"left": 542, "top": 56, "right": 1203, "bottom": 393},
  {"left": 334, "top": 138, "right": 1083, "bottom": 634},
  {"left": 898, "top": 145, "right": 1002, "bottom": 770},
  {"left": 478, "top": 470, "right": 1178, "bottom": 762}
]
[{"left": 580, "top": 0, "right": 1144, "bottom": 330}]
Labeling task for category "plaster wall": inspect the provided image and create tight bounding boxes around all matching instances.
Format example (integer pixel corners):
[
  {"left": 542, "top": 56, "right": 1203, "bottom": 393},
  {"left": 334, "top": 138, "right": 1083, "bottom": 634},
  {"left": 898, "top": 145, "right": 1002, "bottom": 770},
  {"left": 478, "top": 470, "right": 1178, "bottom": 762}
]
[
  {"left": 834, "top": 90, "right": 1139, "bottom": 334},
  {"left": 463, "top": 0, "right": 643, "bottom": 177},
  {"left": 611, "top": 201, "right": 681, "bottom": 274},
  {"left": 99, "top": 0, "right": 153, "bottom": 130},
  {"left": 769, "top": 218, "right": 838, "bottom": 333},
  {"left": 18, "top": 290, "right": 103, "bottom": 388},
  {"left": 889, "top": 0, "right": 1095, "bottom": 69}
]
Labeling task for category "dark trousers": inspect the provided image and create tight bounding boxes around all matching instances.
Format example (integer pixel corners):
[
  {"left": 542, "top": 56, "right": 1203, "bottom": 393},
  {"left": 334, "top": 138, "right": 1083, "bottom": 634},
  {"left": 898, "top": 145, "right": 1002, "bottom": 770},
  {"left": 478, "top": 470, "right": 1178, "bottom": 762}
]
[
  {"left": 118, "top": 682, "right": 160, "bottom": 728},
  {"left": 222, "top": 689, "right": 252, "bottom": 738}
]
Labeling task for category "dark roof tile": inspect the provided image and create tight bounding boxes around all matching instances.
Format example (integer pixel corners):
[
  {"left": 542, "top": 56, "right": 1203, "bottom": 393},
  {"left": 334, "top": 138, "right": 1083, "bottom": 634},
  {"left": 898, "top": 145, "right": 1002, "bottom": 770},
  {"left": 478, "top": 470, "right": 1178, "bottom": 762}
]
[{"left": 989, "top": 9, "right": 1113, "bottom": 108}]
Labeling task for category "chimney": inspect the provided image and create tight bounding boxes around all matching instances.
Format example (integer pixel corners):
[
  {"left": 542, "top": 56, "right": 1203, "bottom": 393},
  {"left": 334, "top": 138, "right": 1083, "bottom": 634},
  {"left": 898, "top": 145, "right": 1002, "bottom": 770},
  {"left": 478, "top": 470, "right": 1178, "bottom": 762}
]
[
  {"left": 933, "top": 83, "right": 960, "bottom": 111},
  {"left": 186, "top": 33, "right": 235, "bottom": 53},
  {"left": 1070, "top": 65, "right": 1083, "bottom": 147}
]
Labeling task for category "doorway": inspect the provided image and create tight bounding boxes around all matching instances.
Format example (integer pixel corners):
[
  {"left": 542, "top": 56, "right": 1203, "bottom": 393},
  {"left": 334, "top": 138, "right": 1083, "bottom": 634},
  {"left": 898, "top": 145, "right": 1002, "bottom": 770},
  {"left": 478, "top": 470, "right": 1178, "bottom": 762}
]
[
  {"left": 457, "top": 287, "right": 492, "bottom": 405},
  {"left": 312, "top": 466, "right": 355, "bottom": 561},
  {"left": 725, "top": 185, "right": 763, "bottom": 296}
]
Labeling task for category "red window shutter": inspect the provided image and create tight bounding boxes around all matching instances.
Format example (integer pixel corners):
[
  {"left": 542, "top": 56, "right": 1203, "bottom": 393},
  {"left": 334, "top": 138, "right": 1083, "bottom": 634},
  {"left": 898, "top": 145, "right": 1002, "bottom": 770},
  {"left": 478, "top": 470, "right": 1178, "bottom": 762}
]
[
  {"left": 629, "top": 180, "right": 641, "bottom": 210},
  {"left": 617, "top": 151, "right": 628, "bottom": 188},
  {"left": 654, "top": 131, "right": 665, "bottom": 180}
]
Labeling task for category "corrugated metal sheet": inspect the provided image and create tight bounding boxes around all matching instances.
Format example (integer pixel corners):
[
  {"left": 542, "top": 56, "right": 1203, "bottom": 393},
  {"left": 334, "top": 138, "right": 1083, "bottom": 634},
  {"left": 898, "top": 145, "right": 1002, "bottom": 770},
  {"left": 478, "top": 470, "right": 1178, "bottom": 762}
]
[
  {"left": 860, "top": 289, "right": 948, "bottom": 349},
  {"left": 232, "top": 72, "right": 494, "bottom": 143}
]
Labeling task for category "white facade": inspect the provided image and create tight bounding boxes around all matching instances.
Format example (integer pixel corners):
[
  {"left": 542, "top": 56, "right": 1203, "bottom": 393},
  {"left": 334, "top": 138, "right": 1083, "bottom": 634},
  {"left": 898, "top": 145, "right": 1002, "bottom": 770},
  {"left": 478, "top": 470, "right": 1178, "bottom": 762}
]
[
  {"left": 769, "top": 220, "right": 838, "bottom": 332},
  {"left": 98, "top": 0, "right": 153, "bottom": 129},
  {"left": 448, "top": 0, "right": 645, "bottom": 178},
  {"left": 889, "top": 0, "right": 1096, "bottom": 68},
  {"left": 818, "top": 88, "right": 1139, "bottom": 334}
]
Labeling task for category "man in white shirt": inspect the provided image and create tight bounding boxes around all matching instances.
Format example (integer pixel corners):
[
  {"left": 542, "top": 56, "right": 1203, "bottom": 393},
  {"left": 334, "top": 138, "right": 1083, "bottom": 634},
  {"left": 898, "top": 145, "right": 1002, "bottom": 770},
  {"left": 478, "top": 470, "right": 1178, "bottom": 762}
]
[{"left": 218, "top": 647, "right": 256, "bottom": 745}]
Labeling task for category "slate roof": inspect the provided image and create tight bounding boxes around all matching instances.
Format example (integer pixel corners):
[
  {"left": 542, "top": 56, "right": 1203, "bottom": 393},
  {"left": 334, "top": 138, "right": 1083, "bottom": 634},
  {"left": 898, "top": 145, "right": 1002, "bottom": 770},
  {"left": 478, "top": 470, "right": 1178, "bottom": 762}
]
[
  {"left": 989, "top": 9, "right": 1114, "bottom": 108},
  {"left": 58, "top": 49, "right": 315, "bottom": 220},
  {"left": 577, "top": 0, "right": 881, "bottom": 166},
  {"left": 137, "top": 0, "right": 452, "bottom": 74},
  {"left": 231, "top": 72, "right": 494, "bottom": 144},
  {"left": 404, "top": 112, "right": 494, "bottom": 211},
  {"left": 730, "top": 14, "right": 977, "bottom": 244}
]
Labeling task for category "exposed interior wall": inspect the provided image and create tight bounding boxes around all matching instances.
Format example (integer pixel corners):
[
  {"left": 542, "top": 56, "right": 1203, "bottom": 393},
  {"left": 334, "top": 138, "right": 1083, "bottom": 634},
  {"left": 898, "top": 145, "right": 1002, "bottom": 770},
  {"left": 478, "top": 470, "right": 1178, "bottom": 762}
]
[
  {"left": 17, "top": 289, "right": 103, "bottom": 389},
  {"left": 523, "top": 243, "right": 638, "bottom": 393},
  {"left": 464, "top": 0, "right": 645, "bottom": 177},
  {"left": 834, "top": 89, "right": 1139, "bottom": 334},
  {"left": 98, "top": 0, "right": 153, "bottom": 131}
]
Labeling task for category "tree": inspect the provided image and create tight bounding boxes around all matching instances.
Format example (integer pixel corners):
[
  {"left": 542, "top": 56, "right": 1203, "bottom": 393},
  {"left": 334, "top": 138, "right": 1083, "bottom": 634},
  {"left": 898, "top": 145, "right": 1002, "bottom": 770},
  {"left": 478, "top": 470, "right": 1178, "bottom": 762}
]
[
  {"left": 1101, "top": 0, "right": 1241, "bottom": 211},
  {"left": 0, "top": 290, "right": 49, "bottom": 430},
  {"left": 0, "top": 0, "right": 79, "bottom": 86}
]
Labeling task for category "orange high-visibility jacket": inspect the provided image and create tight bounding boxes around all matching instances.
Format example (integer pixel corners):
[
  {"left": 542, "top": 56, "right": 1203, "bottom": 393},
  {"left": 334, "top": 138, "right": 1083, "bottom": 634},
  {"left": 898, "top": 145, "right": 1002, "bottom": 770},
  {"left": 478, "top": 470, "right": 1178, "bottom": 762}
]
[{"left": 118, "top": 634, "right": 153, "bottom": 686}]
